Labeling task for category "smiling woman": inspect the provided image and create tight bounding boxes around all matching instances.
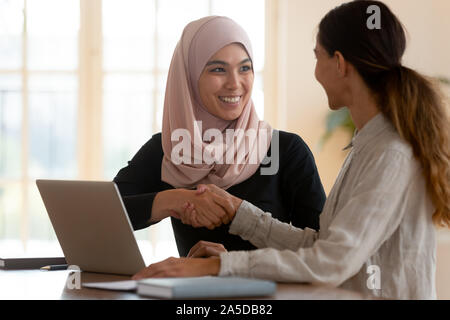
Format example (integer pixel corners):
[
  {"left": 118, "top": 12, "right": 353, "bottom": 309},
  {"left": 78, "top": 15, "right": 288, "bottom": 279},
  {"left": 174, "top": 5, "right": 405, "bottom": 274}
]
[
  {"left": 113, "top": 16, "right": 326, "bottom": 259},
  {"left": 198, "top": 43, "right": 254, "bottom": 121}
]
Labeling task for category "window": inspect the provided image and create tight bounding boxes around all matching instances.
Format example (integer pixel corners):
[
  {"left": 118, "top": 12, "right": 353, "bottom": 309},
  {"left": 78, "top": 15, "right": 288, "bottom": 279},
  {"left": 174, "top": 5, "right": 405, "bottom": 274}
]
[
  {"left": 0, "top": 0, "right": 265, "bottom": 261},
  {"left": 0, "top": 0, "right": 79, "bottom": 256}
]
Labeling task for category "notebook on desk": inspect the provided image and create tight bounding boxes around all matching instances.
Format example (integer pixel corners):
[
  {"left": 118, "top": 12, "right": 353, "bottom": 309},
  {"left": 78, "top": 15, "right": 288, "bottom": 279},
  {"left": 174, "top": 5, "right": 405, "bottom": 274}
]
[{"left": 137, "top": 276, "right": 276, "bottom": 299}]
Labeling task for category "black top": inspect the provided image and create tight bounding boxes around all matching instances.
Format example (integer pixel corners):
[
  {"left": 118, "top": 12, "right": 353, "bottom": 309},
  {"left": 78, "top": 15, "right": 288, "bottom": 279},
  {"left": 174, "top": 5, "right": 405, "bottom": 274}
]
[{"left": 114, "top": 131, "right": 326, "bottom": 257}]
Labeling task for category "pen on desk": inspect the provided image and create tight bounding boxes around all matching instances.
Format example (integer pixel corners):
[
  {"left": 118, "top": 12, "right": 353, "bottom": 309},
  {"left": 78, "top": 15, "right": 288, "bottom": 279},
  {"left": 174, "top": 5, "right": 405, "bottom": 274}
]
[{"left": 40, "top": 264, "right": 69, "bottom": 271}]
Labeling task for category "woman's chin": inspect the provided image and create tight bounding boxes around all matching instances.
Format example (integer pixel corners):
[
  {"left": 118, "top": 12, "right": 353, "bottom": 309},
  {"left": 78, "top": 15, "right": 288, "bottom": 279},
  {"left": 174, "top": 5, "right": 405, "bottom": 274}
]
[
  {"left": 219, "top": 112, "right": 241, "bottom": 121},
  {"left": 328, "top": 102, "right": 345, "bottom": 111},
  {"left": 216, "top": 107, "right": 244, "bottom": 121}
]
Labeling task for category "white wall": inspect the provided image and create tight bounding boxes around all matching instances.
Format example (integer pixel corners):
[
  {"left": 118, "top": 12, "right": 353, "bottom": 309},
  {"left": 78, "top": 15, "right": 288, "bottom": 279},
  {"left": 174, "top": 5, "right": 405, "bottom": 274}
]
[{"left": 266, "top": 0, "right": 450, "bottom": 299}]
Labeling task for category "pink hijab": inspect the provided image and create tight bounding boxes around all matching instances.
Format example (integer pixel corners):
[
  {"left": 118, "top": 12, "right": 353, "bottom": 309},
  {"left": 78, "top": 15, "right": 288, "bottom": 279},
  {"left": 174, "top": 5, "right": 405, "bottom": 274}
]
[{"left": 161, "top": 16, "right": 272, "bottom": 189}]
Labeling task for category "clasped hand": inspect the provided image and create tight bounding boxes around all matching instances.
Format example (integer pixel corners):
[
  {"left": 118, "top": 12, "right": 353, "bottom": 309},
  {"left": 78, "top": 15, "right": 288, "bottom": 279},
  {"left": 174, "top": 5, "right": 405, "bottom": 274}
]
[
  {"left": 132, "top": 186, "right": 238, "bottom": 280},
  {"left": 173, "top": 184, "right": 242, "bottom": 230}
]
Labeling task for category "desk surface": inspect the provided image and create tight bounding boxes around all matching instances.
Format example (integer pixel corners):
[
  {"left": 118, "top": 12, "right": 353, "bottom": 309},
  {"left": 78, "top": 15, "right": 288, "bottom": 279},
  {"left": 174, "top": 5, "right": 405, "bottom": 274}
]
[{"left": 0, "top": 269, "right": 368, "bottom": 300}]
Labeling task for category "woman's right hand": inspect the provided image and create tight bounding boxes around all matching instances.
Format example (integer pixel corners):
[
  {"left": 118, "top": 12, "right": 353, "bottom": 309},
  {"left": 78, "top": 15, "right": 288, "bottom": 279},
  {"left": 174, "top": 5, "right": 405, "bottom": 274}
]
[
  {"left": 179, "top": 188, "right": 234, "bottom": 229},
  {"left": 151, "top": 188, "right": 230, "bottom": 229},
  {"left": 187, "top": 240, "right": 227, "bottom": 258},
  {"left": 175, "top": 185, "right": 241, "bottom": 229}
]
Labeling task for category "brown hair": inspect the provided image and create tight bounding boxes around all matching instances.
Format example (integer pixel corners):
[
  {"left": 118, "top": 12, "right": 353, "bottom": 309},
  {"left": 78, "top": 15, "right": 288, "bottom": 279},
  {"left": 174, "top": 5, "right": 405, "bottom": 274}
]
[{"left": 318, "top": 0, "right": 450, "bottom": 227}]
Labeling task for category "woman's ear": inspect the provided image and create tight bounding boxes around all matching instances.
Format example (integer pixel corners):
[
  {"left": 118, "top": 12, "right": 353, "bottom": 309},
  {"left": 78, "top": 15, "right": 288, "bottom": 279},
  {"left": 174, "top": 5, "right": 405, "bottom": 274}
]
[{"left": 334, "top": 51, "right": 347, "bottom": 78}]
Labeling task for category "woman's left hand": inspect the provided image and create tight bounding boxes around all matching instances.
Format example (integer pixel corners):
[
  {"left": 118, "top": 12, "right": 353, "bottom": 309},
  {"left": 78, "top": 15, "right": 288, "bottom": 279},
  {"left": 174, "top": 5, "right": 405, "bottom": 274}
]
[
  {"left": 131, "top": 256, "right": 220, "bottom": 280},
  {"left": 187, "top": 240, "right": 227, "bottom": 258}
]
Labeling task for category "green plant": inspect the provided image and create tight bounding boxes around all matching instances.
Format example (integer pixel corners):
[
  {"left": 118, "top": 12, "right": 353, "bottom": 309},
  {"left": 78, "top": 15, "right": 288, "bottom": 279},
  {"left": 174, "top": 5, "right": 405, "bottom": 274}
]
[
  {"left": 438, "top": 77, "right": 450, "bottom": 86},
  {"left": 319, "top": 107, "right": 355, "bottom": 148},
  {"left": 320, "top": 76, "right": 450, "bottom": 147}
]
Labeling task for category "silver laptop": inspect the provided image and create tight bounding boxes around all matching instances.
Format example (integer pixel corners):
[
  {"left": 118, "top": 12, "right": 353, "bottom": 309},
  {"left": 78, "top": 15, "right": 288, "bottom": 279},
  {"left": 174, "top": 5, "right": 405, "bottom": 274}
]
[{"left": 36, "top": 179, "right": 146, "bottom": 275}]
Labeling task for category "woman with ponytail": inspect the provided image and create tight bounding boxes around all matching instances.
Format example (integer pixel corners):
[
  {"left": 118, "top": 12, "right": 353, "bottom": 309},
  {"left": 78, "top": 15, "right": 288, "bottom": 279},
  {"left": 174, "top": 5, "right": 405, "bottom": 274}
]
[
  {"left": 317, "top": 0, "right": 450, "bottom": 228},
  {"left": 133, "top": 1, "right": 450, "bottom": 300}
]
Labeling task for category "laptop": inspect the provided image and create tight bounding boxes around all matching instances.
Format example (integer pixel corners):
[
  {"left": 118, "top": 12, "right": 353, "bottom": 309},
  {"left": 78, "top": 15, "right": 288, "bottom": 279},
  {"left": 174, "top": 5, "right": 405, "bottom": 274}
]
[{"left": 36, "top": 179, "right": 146, "bottom": 275}]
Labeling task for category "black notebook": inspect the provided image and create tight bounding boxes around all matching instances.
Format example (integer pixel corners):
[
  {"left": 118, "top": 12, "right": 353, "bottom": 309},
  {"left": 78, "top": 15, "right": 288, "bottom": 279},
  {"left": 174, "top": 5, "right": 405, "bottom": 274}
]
[{"left": 0, "top": 256, "right": 66, "bottom": 270}]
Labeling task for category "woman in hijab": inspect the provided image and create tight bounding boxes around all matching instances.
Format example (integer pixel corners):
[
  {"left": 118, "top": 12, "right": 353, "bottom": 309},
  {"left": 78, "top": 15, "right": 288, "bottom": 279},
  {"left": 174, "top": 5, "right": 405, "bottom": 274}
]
[
  {"left": 114, "top": 16, "right": 326, "bottom": 257},
  {"left": 132, "top": 1, "right": 450, "bottom": 300}
]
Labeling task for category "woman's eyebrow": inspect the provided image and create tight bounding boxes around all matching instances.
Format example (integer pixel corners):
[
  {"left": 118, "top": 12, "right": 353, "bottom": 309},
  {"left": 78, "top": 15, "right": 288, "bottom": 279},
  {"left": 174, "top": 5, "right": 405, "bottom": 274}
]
[
  {"left": 205, "top": 58, "right": 252, "bottom": 66},
  {"left": 205, "top": 60, "right": 227, "bottom": 66},
  {"left": 239, "top": 58, "right": 252, "bottom": 65}
]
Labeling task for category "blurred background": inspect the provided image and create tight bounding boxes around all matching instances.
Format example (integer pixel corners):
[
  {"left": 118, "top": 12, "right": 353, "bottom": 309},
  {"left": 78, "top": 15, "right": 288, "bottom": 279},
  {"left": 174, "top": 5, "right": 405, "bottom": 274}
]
[{"left": 0, "top": 0, "right": 449, "bottom": 298}]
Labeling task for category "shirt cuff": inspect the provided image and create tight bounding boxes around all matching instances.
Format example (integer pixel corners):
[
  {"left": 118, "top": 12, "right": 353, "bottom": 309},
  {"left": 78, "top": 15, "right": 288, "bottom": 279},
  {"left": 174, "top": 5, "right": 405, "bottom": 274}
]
[
  {"left": 229, "top": 200, "right": 265, "bottom": 238},
  {"left": 218, "top": 251, "right": 250, "bottom": 277}
]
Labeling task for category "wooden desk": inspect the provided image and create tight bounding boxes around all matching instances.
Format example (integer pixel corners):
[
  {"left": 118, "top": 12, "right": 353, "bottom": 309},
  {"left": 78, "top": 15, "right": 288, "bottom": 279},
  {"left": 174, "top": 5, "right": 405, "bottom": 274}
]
[{"left": 0, "top": 269, "right": 368, "bottom": 300}]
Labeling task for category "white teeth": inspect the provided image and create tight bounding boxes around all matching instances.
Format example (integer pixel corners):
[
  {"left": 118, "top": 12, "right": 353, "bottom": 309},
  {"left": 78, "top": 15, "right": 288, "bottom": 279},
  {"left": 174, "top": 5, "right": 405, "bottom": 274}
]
[{"left": 219, "top": 96, "right": 240, "bottom": 103}]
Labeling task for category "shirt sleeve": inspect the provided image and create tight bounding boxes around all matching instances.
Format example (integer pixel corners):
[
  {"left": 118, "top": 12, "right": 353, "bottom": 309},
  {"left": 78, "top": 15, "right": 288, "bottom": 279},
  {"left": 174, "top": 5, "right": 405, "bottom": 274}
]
[
  {"left": 228, "top": 200, "right": 318, "bottom": 250},
  {"left": 113, "top": 133, "right": 167, "bottom": 230},
  {"left": 219, "top": 149, "right": 418, "bottom": 286}
]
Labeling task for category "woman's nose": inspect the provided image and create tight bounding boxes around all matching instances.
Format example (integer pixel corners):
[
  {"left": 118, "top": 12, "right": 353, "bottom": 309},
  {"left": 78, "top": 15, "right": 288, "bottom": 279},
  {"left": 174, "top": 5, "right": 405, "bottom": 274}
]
[{"left": 225, "top": 71, "right": 240, "bottom": 90}]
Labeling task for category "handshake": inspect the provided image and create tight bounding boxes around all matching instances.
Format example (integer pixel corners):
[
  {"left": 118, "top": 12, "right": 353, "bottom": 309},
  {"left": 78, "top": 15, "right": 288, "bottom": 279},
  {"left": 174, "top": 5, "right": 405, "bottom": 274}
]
[{"left": 170, "top": 184, "right": 243, "bottom": 230}]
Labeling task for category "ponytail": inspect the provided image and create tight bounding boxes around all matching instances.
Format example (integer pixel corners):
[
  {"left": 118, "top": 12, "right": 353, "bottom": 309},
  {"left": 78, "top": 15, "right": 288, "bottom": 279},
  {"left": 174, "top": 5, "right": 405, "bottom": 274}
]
[{"left": 378, "top": 67, "right": 450, "bottom": 227}]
